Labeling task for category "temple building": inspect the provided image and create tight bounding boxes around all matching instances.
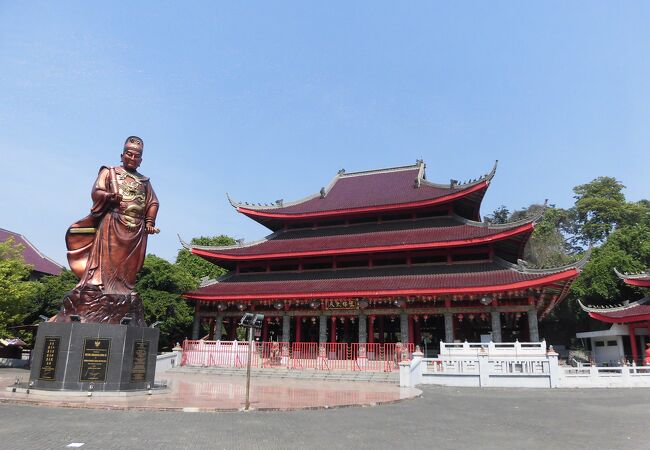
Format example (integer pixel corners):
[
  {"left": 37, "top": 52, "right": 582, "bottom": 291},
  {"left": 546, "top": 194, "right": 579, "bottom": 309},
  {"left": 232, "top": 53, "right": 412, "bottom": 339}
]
[
  {"left": 0, "top": 228, "right": 63, "bottom": 279},
  {"left": 183, "top": 161, "right": 587, "bottom": 353},
  {"left": 577, "top": 269, "right": 650, "bottom": 364}
]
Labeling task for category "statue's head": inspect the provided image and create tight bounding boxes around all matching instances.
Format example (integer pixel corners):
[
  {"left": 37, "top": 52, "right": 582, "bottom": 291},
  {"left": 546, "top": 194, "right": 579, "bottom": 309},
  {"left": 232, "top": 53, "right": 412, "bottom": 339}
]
[{"left": 121, "top": 136, "right": 143, "bottom": 171}]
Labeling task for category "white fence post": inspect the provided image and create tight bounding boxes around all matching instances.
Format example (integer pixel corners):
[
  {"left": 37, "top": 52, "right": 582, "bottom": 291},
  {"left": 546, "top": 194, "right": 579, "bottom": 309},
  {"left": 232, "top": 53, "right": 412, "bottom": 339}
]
[
  {"left": 478, "top": 348, "right": 489, "bottom": 387},
  {"left": 621, "top": 363, "right": 631, "bottom": 386},
  {"left": 411, "top": 348, "right": 424, "bottom": 386},
  {"left": 172, "top": 342, "right": 183, "bottom": 368},
  {"left": 547, "top": 345, "right": 559, "bottom": 388},
  {"left": 399, "top": 360, "right": 412, "bottom": 387}
]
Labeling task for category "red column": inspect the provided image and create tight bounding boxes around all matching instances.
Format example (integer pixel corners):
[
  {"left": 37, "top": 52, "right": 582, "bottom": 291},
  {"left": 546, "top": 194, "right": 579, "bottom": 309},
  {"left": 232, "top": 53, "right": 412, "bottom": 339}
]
[
  {"left": 330, "top": 316, "right": 337, "bottom": 343},
  {"left": 629, "top": 323, "right": 639, "bottom": 363},
  {"left": 295, "top": 316, "right": 302, "bottom": 343},
  {"left": 368, "top": 316, "right": 375, "bottom": 344},
  {"left": 408, "top": 315, "right": 415, "bottom": 344},
  {"left": 262, "top": 318, "right": 269, "bottom": 342}
]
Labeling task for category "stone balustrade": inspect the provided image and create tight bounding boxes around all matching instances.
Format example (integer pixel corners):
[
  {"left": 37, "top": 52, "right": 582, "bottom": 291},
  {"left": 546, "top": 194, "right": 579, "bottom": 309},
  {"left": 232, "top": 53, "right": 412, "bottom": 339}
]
[{"left": 400, "top": 342, "right": 650, "bottom": 388}]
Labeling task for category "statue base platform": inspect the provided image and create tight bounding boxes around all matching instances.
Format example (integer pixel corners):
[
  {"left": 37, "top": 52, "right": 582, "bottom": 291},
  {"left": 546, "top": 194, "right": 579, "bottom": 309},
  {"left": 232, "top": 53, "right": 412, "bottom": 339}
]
[{"left": 29, "top": 322, "right": 159, "bottom": 391}]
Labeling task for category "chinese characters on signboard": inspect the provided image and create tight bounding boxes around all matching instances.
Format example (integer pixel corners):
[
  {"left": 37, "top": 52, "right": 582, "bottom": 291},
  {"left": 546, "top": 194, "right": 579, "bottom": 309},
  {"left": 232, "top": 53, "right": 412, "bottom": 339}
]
[
  {"left": 325, "top": 299, "right": 357, "bottom": 310},
  {"left": 38, "top": 336, "right": 60, "bottom": 381}
]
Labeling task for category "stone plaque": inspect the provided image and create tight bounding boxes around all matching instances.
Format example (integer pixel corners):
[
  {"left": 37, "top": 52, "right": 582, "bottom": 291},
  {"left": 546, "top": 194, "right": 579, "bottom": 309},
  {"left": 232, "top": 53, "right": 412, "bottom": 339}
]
[
  {"left": 79, "top": 338, "right": 111, "bottom": 382},
  {"left": 38, "top": 336, "right": 60, "bottom": 381},
  {"left": 130, "top": 340, "right": 150, "bottom": 383}
]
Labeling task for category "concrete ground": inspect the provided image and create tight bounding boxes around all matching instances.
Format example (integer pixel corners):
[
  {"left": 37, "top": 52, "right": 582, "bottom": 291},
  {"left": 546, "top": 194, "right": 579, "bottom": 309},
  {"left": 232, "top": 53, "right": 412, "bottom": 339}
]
[
  {"left": 0, "top": 370, "right": 647, "bottom": 450},
  {"left": 0, "top": 368, "right": 417, "bottom": 411}
]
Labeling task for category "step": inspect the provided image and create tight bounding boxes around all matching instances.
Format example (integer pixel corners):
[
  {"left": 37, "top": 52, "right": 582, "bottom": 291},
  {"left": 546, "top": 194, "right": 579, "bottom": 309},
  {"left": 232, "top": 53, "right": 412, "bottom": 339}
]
[{"left": 169, "top": 366, "right": 399, "bottom": 383}]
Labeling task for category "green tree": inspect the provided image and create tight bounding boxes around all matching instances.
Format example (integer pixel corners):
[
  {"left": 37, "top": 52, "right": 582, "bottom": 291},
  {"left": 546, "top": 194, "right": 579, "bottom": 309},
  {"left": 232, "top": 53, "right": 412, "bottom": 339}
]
[
  {"left": 24, "top": 270, "right": 78, "bottom": 326},
  {"left": 0, "top": 239, "right": 38, "bottom": 337},
  {"left": 176, "top": 235, "right": 235, "bottom": 282},
  {"left": 572, "top": 177, "right": 627, "bottom": 247},
  {"left": 135, "top": 254, "right": 197, "bottom": 350},
  {"left": 571, "top": 221, "right": 650, "bottom": 305},
  {"left": 484, "top": 205, "right": 510, "bottom": 224}
]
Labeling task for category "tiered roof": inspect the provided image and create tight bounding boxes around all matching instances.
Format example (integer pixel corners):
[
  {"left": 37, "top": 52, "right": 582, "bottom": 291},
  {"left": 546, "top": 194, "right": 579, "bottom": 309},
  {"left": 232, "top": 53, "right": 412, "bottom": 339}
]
[
  {"left": 0, "top": 228, "right": 63, "bottom": 276},
  {"left": 578, "top": 297, "right": 650, "bottom": 323},
  {"left": 228, "top": 160, "right": 497, "bottom": 228},
  {"left": 614, "top": 268, "right": 650, "bottom": 287},
  {"left": 186, "top": 212, "right": 540, "bottom": 266},
  {"left": 185, "top": 160, "right": 585, "bottom": 311},
  {"left": 185, "top": 255, "right": 589, "bottom": 302}
]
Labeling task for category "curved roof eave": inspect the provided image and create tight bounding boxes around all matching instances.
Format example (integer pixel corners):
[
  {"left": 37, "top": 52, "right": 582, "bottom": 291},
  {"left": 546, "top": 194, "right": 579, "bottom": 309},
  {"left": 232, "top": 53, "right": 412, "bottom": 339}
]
[
  {"left": 187, "top": 221, "right": 537, "bottom": 262},
  {"left": 226, "top": 160, "right": 498, "bottom": 216},
  {"left": 578, "top": 296, "right": 650, "bottom": 314},
  {"left": 182, "top": 269, "right": 580, "bottom": 301},
  {"left": 493, "top": 247, "right": 591, "bottom": 275},
  {"left": 613, "top": 267, "right": 650, "bottom": 286},
  {"left": 235, "top": 181, "right": 490, "bottom": 220}
]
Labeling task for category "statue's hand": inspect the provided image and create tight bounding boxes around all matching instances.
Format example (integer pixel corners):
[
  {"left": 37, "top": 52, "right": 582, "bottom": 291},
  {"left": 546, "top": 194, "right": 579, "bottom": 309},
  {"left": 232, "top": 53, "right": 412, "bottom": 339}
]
[
  {"left": 145, "top": 225, "right": 160, "bottom": 234},
  {"left": 110, "top": 193, "right": 123, "bottom": 204}
]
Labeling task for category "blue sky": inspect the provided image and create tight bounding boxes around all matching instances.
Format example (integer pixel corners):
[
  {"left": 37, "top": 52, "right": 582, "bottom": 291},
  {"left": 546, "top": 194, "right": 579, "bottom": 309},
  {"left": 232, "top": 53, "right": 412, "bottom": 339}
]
[{"left": 1, "top": 1, "right": 649, "bottom": 266}]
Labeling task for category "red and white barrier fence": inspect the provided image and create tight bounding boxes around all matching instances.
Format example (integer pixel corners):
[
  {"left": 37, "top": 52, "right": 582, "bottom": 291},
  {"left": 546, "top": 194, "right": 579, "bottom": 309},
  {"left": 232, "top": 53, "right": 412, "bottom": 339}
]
[{"left": 181, "top": 340, "right": 414, "bottom": 372}]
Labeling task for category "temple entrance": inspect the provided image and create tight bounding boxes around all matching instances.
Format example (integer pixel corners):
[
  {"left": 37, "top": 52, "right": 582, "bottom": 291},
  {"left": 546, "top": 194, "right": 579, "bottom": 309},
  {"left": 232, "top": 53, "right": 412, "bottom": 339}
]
[
  {"left": 455, "top": 313, "right": 492, "bottom": 342},
  {"left": 326, "top": 316, "right": 359, "bottom": 343},
  {"left": 371, "top": 315, "right": 400, "bottom": 344},
  {"left": 262, "top": 318, "right": 283, "bottom": 342},
  {"left": 418, "top": 314, "right": 445, "bottom": 357},
  {"left": 292, "top": 316, "right": 319, "bottom": 342},
  {"left": 501, "top": 312, "right": 528, "bottom": 342}
]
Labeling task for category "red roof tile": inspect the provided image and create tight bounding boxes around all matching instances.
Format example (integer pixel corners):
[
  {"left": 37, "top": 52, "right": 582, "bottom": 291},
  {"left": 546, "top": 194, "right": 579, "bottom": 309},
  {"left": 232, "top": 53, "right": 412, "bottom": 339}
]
[
  {"left": 614, "top": 268, "right": 650, "bottom": 287},
  {"left": 0, "top": 228, "right": 63, "bottom": 276},
  {"left": 191, "top": 216, "right": 534, "bottom": 261},
  {"left": 185, "top": 261, "right": 579, "bottom": 300},
  {"left": 231, "top": 162, "right": 496, "bottom": 218},
  {"left": 579, "top": 297, "right": 650, "bottom": 323}
]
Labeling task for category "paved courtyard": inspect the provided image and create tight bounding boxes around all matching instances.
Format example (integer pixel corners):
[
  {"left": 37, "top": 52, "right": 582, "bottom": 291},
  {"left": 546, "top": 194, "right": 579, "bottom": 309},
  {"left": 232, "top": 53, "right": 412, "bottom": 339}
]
[{"left": 0, "top": 377, "right": 647, "bottom": 450}]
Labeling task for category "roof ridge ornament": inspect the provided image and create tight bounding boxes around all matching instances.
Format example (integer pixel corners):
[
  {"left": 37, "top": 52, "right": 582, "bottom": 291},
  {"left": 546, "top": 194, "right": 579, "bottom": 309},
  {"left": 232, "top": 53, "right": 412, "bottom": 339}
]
[
  {"left": 177, "top": 234, "right": 191, "bottom": 250},
  {"left": 494, "top": 247, "right": 591, "bottom": 274},
  {"left": 320, "top": 187, "right": 326, "bottom": 198},
  {"left": 614, "top": 267, "right": 650, "bottom": 280},
  {"left": 578, "top": 296, "right": 650, "bottom": 313}
]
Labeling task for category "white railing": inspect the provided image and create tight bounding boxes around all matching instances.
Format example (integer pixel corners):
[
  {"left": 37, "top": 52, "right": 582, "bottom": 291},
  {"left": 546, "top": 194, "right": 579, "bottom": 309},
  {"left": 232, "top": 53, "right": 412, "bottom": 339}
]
[
  {"left": 559, "top": 364, "right": 650, "bottom": 388},
  {"left": 438, "top": 340, "right": 547, "bottom": 359},
  {"left": 400, "top": 342, "right": 650, "bottom": 389}
]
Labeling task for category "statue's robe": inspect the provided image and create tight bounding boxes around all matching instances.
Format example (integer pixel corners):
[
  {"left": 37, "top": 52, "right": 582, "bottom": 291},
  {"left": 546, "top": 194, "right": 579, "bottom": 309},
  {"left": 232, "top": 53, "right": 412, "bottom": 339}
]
[{"left": 66, "top": 165, "right": 158, "bottom": 295}]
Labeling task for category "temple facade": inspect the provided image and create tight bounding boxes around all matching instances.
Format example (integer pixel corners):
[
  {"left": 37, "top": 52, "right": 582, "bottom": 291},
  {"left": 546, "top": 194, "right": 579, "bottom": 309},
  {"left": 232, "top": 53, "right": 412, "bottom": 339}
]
[{"left": 183, "top": 161, "right": 586, "bottom": 354}]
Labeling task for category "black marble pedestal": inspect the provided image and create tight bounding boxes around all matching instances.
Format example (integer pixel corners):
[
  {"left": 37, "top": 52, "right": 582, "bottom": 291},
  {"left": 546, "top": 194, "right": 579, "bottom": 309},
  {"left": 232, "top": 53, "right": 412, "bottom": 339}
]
[{"left": 29, "top": 322, "right": 159, "bottom": 391}]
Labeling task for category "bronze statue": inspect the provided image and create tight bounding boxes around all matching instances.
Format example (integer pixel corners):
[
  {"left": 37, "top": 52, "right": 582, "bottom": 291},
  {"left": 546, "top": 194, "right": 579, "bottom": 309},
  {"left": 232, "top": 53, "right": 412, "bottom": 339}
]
[{"left": 54, "top": 136, "right": 159, "bottom": 326}]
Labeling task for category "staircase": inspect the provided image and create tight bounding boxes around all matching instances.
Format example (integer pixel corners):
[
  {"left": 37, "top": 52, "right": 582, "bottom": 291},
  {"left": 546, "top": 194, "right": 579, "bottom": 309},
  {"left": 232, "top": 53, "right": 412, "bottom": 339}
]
[{"left": 169, "top": 366, "right": 399, "bottom": 383}]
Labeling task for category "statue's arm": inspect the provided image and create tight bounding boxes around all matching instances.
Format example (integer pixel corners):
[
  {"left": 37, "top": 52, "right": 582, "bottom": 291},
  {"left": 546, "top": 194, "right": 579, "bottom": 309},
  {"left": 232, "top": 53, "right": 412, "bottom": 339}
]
[
  {"left": 145, "top": 183, "right": 159, "bottom": 232},
  {"left": 90, "top": 167, "right": 118, "bottom": 216}
]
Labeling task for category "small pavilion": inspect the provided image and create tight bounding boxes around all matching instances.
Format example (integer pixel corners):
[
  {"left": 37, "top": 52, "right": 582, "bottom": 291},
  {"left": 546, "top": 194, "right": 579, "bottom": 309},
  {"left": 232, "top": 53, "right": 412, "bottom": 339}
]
[{"left": 578, "top": 269, "right": 650, "bottom": 364}]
